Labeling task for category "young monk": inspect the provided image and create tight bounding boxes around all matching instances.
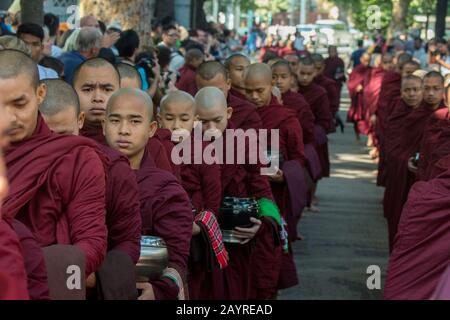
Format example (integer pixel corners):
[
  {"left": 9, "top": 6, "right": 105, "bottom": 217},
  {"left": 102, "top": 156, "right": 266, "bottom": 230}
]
[
  {"left": 297, "top": 56, "right": 333, "bottom": 207},
  {"left": 272, "top": 60, "right": 322, "bottom": 184},
  {"left": 116, "top": 62, "right": 142, "bottom": 89},
  {"left": 158, "top": 90, "right": 225, "bottom": 300},
  {"left": 195, "top": 87, "right": 283, "bottom": 299},
  {"left": 244, "top": 63, "right": 307, "bottom": 292},
  {"left": 176, "top": 48, "right": 204, "bottom": 96},
  {"left": 347, "top": 52, "right": 371, "bottom": 141},
  {"left": 376, "top": 53, "right": 416, "bottom": 186},
  {"left": 383, "top": 75, "right": 442, "bottom": 251},
  {"left": 103, "top": 88, "right": 193, "bottom": 300},
  {"left": 39, "top": 79, "right": 142, "bottom": 296},
  {"left": 385, "top": 153, "right": 450, "bottom": 300},
  {"left": 196, "top": 61, "right": 262, "bottom": 131},
  {"left": 224, "top": 53, "right": 251, "bottom": 100},
  {"left": 415, "top": 72, "right": 448, "bottom": 181},
  {"left": 0, "top": 102, "right": 29, "bottom": 300},
  {"left": 0, "top": 49, "right": 107, "bottom": 277},
  {"left": 362, "top": 53, "right": 394, "bottom": 157},
  {"left": 73, "top": 57, "right": 174, "bottom": 176},
  {"left": 311, "top": 53, "right": 340, "bottom": 120}
]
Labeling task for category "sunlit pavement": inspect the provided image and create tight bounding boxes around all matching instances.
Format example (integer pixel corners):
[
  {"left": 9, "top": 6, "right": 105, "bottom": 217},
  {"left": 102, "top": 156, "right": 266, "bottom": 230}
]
[{"left": 278, "top": 90, "right": 389, "bottom": 300}]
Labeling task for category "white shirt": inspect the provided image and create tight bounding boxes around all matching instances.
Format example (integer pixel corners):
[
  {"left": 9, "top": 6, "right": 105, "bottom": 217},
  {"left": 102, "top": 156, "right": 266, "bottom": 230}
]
[{"left": 38, "top": 64, "right": 59, "bottom": 80}]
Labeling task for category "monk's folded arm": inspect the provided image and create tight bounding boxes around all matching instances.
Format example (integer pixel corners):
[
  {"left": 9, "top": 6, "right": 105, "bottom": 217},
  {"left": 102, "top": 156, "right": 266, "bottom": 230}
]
[
  {"left": 199, "top": 162, "right": 222, "bottom": 216},
  {"left": 64, "top": 150, "right": 108, "bottom": 275}
]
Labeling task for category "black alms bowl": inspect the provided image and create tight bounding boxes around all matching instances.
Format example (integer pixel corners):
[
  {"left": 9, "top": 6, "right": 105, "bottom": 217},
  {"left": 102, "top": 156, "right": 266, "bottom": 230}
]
[
  {"left": 136, "top": 236, "right": 169, "bottom": 282},
  {"left": 219, "top": 197, "right": 259, "bottom": 231}
]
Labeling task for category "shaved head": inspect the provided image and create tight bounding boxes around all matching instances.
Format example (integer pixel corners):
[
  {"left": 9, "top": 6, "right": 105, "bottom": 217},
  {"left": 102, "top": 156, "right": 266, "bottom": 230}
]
[
  {"left": 244, "top": 63, "right": 272, "bottom": 84},
  {"left": 424, "top": 70, "right": 445, "bottom": 83},
  {"left": 107, "top": 88, "right": 154, "bottom": 121},
  {"left": 0, "top": 49, "right": 39, "bottom": 88},
  {"left": 224, "top": 53, "right": 250, "bottom": 70},
  {"left": 195, "top": 87, "right": 232, "bottom": 134},
  {"left": 310, "top": 53, "right": 325, "bottom": 64},
  {"left": 401, "top": 74, "right": 423, "bottom": 108},
  {"left": 73, "top": 57, "right": 120, "bottom": 86},
  {"left": 196, "top": 61, "right": 228, "bottom": 81},
  {"left": 40, "top": 79, "right": 80, "bottom": 115},
  {"left": 116, "top": 63, "right": 142, "bottom": 89},
  {"left": 195, "top": 87, "right": 227, "bottom": 110},
  {"left": 160, "top": 90, "right": 195, "bottom": 113},
  {"left": 402, "top": 74, "right": 423, "bottom": 87}
]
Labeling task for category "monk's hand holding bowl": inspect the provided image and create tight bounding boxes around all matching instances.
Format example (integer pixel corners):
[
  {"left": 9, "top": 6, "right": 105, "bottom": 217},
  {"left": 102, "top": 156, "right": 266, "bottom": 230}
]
[
  {"left": 356, "top": 84, "right": 363, "bottom": 93},
  {"left": 370, "top": 114, "right": 377, "bottom": 126},
  {"left": 86, "top": 273, "right": 96, "bottom": 289},
  {"left": 233, "top": 218, "right": 262, "bottom": 245},
  {"left": 137, "top": 282, "right": 156, "bottom": 300}
]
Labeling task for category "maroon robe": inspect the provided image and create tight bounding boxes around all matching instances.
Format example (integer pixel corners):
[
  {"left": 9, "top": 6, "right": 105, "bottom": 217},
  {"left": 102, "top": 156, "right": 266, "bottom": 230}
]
[
  {"left": 315, "top": 74, "right": 340, "bottom": 117},
  {"left": 80, "top": 124, "right": 143, "bottom": 264},
  {"left": 0, "top": 218, "right": 29, "bottom": 300},
  {"left": 362, "top": 66, "right": 385, "bottom": 144},
  {"left": 347, "top": 64, "right": 371, "bottom": 135},
  {"left": 12, "top": 219, "right": 49, "bottom": 300},
  {"left": 257, "top": 96, "right": 308, "bottom": 290},
  {"left": 153, "top": 128, "right": 181, "bottom": 181},
  {"left": 176, "top": 64, "right": 198, "bottom": 96},
  {"left": 176, "top": 135, "right": 224, "bottom": 300},
  {"left": 432, "top": 264, "right": 450, "bottom": 299},
  {"left": 298, "top": 82, "right": 332, "bottom": 177},
  {"left": 385, "top": 157, "right": 450, "bottom": 299},
  {"left": 4, "top": 116, "right": 108, "bottom": 275},
  {"left": 383, "top": 101, "right": 442, "bottom": 251},
  {"left": 416, "top": 107, "right": 450, "bottom": 182},
  {"left": 135, "top": 147, "right": 193, "bottom": 300},
  {"left": 98, "top": 145, "right": 142, "bottom": 264},
  {"left": 220, "top": 120, "right": 283, "bottom": 299},
  {"left": 148, "top": 136, "right": 176, "bottom": 175},
  {"left": 376, "top": 71, "right": 401, "bottom": 186},
  {"left": 282, "top": 90, "right": 322, "bottom": 180},
  {"left": 227, "top": 90, "right": 263, "bottom": 131},
  {"left": 324, "top": 56, "right": 345, "bottom": 81}
]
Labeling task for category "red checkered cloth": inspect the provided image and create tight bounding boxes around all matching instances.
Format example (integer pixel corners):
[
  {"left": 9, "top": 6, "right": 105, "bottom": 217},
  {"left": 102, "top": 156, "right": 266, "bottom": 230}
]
[{"left": 195, "top": 211, "right": 229, "bottom": 269}]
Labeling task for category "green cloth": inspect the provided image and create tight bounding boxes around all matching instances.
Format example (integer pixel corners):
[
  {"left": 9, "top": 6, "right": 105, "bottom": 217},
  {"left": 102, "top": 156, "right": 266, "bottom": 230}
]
[{"left": 257, "top": 198, "right": 282, "bottom": 226}]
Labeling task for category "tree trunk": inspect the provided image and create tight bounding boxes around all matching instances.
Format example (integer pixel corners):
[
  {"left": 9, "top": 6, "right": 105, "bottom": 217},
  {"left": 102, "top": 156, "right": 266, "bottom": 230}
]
[
  {"left": 387, "top": 0, "right": 411, "bottom": 39},
  {"left": 20, "top": 0, "right": 44, "bottom": 25},
  {"left": 435, "top": 0, "right": 448, "bottom": 39},
  {"left": 80, "top": 0, "right": 154, "bottom": 47},
  {"left": 191, "top": 0, "right": 208, "bottom": 29},
  {"left": 337, "top": 2, "right": 350, "bottom": 26}
]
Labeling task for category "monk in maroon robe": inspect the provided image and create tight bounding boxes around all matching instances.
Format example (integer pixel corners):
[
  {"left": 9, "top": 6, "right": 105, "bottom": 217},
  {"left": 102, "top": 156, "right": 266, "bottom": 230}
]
[
  {"left": 1, "top": 50, "right": 107, "bottom": 276},
  {"left": 347, "top": 52, "right": 371, "bottom": 139},
  {"left": 376, "top": 55, "right": 419, "bottom": 186},
  {"left": 297, "top": 56, "right": 333, "bottom": 203},
  {"left": 224, "top": 54, "right": 252, "bottom": 101},
  {"left": 196, "top": 86, "right": 284, "bottom": 299},
  {"left": 415, "top": 72, "right": 447, "bottom": 182},
  {"left": 383, "top": 75, "right": 443, "bottom": 251},
  {"left": 176, "top": 48, "right": 204, "bottom": 96},
  {"left": 311, "top": 53, "right": 340, "bottom": 119},
  {"left": 272, "top": 60, "right": 321, "bottom": 182},
  {"left": 0, "top": 96, "right": 28, "bottom": 300},
  {"left": 39, "top": 79, "right": 142, "bottom": 293},
  {"left": 324, "top": 45, "right": 346, "bottom": 97},
  {"left": 104, "top": 88, "right": 192, "bottom": 300},
  {"left": 158, "top": 90, "right": 225, "bottom": 300},
  {"left": 362, "top": 53, "right": 394, "bottom": 155},
  {"left": 245, "top": 64, "right": 307, "bottom": 292},
  {"left": 385, "top": 154, "right": 450, "bottom": 299},
  {"left": 196, "top": 60, "right": 262, "bottom": 131}
]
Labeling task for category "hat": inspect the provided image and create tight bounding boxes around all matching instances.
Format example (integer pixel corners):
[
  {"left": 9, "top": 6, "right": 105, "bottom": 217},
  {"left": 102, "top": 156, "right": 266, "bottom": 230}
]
[{"left": 107, "top": 21, "right": 122, "bottom": 32}]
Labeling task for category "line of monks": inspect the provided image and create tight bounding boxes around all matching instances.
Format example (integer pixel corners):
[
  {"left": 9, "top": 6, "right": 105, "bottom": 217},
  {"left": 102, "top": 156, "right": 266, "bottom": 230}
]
[
  {"left": 0, "top": 47, "right": 340, "bottom": 300},
  {"left": 348, "top": 51, "right": 450, "bottom": 299}
]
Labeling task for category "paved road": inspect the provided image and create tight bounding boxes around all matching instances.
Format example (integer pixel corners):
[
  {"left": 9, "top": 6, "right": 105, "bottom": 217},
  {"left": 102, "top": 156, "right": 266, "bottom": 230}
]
[{"left": 279, "top": 92, "right": 389, "bottom": 300}]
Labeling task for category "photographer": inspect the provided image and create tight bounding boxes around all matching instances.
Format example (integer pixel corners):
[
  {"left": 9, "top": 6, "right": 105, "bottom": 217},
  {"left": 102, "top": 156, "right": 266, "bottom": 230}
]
[{"left": 433, "top": 38, "right": 450, "bottom": 76}]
